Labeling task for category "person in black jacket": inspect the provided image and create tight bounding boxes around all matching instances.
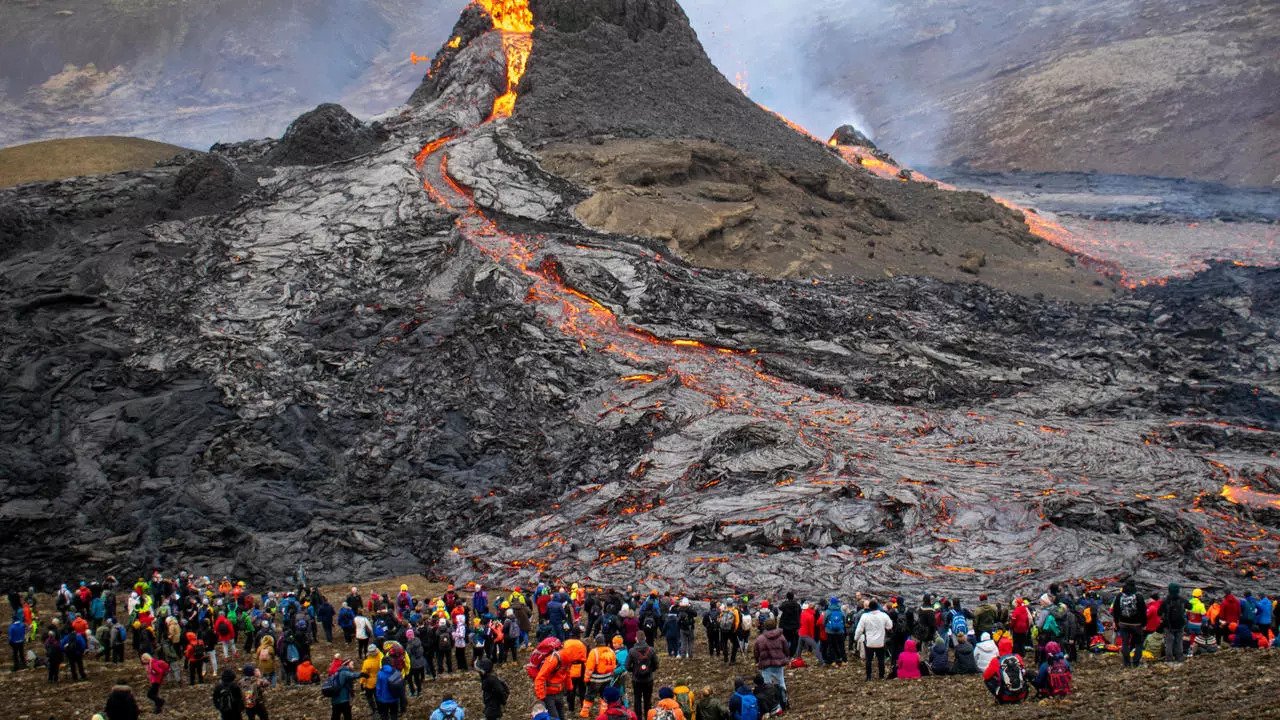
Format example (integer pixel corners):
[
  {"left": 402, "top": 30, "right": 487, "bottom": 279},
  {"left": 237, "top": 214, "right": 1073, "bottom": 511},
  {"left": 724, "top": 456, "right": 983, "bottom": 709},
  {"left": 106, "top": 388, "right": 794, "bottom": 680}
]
[
  {"left": 476, "top": 658, "right": 508, "bottom": 720},
  {"left": 104, "top": 680, "right": 141, "bottom": 720},
  {"left": 778, "top": 593, "right": 802, "bottom": 658},
  {"left": 212, "top": 669, "right": 245, "bottom": 720},
  {"left": 1161, "top": 583, "right": 1187, "bottom": 662}
]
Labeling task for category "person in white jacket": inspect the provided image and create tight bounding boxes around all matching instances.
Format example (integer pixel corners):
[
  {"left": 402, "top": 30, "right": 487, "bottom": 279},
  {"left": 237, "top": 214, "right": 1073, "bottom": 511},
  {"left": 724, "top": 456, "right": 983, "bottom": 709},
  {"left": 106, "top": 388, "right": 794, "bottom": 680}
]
[
  {"left": 973, "top": 632, "right": 999, "bottom": 673},
  {"left": 852, "top": 600, "right": 893, "bottom": 680}
]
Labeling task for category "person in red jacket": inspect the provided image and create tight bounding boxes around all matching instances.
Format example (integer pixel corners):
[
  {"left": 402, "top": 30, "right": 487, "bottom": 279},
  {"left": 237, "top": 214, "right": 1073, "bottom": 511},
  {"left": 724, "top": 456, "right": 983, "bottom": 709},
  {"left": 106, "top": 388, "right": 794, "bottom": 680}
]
[
  {"left": 185, "top": 631, "right": 209, "bottom": 685},
  {"left": 214, "top": 613, "right": 237, "bottom": 660},
  {"left": 982, "top": 637, "right": 1027, "bottom": 704},
  {"left": 1218, "top": 590, "right": 1242, "bottom": 644},
  {"left": 536, "top": 641, "right": 586, "bottom": 720},
  {"left": 797, "top": 603, "right": 822, "bottom": 665},
  {"left": 1009, "top": 599, "right": 1032, "bottom": 654},
  {"left": 1144, "top": 593, "right": 1163, "bottom": 635}
]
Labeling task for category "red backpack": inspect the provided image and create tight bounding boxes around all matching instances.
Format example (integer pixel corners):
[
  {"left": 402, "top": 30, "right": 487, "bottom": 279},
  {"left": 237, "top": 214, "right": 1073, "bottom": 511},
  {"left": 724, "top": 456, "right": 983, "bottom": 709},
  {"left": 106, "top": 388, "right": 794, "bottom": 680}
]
[
  {"left": 524, "top": 637, "right": 563, "bottom": 680},
  {"left": 1046, "top": 657, "right": 1072, "bottom": 696}
]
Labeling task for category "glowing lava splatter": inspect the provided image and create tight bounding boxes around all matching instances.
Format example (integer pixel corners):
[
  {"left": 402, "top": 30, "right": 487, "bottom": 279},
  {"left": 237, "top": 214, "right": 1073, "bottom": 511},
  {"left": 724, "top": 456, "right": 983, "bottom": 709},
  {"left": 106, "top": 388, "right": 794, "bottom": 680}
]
[{"left": 475, "top": 0, "right": 534, "bottom": 120}]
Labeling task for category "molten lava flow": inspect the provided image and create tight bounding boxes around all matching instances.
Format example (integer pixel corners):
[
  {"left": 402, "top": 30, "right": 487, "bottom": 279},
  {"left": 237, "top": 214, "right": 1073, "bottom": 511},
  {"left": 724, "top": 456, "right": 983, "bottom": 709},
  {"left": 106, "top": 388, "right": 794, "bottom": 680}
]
[
  {"left": 475, "top": 0, "right": 534, "bottom": 120},
  {"left": 1222, "top": 485, "right": 1280, "bottom": 511},
  {"left": 410, "top": 52, "right": 430, "bottom": 66}
]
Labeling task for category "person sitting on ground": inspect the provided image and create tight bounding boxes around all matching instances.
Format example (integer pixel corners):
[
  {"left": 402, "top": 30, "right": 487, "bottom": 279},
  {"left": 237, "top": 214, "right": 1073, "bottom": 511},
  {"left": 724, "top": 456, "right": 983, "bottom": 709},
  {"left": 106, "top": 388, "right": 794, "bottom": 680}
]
[
  {"left": 647, "top": 686, "right": 686, "bottom": 720},
  {"left": 973, "top": 632, "right": 999, "bottom": 673},
  {"left": 103, "top": 679, "right": 141, "bottom": 720},
  {"left": 893, "top": 639, "right": 927, "bottom": 679},
  {"left": 952, "top": 633, "right": 979, "bottom": 675},
  {"left": 596, "top": 686, "right": 637, "bottom": 720},
  {"left": 1032, "top": 641, "right": 1072, "bottom": 698},
  {"left": 429, "top": 695, "right": 465, "bottom": 720},
  {"left": 727, "top": 678, "right": 758, "bottom": 720},
  {"left": 750, "top": 674, "right": 782, "bottom": 717},
  {"left": 982, "top": 637, "right": 1028, "bottom": 705},
  {"left": 694, "top": 685, "right": 729, "bottom": 720},
  {"left": 928, "top": 636, "right": 951, "bottom": 676}
]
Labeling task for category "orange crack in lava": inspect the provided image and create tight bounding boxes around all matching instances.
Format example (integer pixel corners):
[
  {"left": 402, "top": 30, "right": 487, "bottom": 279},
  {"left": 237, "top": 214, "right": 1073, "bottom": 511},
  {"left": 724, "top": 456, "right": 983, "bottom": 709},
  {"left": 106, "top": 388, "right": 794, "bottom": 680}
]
[{"left": 475, "top": 0, "right": 534, "bottom": 120}]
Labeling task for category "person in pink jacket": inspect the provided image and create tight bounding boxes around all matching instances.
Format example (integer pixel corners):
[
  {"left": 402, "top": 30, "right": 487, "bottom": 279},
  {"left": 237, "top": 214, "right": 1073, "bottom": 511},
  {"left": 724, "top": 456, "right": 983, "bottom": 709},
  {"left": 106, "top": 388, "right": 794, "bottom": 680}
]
[
  {"left": 142, "top": 652, "right": 170, "bottom": 712},
  {"left": 895, "top": 639, "right": 924, "bottom": 679}
]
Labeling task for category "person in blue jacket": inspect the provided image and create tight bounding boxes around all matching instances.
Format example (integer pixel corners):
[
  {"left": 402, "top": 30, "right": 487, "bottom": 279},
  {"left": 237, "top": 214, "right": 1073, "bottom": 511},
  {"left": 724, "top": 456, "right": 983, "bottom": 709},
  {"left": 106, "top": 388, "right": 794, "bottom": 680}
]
[
  {"left": 1254, "top": 595, "right": 1272, "bottom": 630},
  {"left": 374, "top": 657, "right": 405, "bottom": 720},
  {"left": 8, "top": 617, "right": 26, "bottom": 671},
  {"left": 728, "top": 677, "right": 759, "bottom": 720},
  {"left": 428, "top": 695, "right": 465, "bottom": 720}
]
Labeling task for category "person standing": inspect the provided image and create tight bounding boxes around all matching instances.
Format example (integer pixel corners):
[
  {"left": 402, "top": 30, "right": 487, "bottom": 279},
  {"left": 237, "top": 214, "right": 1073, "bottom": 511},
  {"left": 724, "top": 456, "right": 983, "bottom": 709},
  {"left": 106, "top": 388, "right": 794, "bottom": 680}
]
[
  {"left": 477, "top": 658, "right": 508, "bottom": 720},
  {"left": 212, "top": 668, "right": 245, "bottom": 720},
  {"left": 625, "top": 639, "right": 658, "bottom": 720},
  {"left": 1160, "top": 584, "right": 1187, "bottom": 663},
  {"left": 822, "top": 598, "right": 847, "bottom": 666},
  {"left": 241, "top": 665, "right": 270, "bottom": 720},
  {"left": 141, "top": 653, "right": 169, "bottom": 713},
  {"left": 777, "top": 593, "right": 801, "bottom": 659},
  {"left": 1112, "top": 581, "right": 1146, "bottom": 668},
  {"left": 853, "top": 600, "right": 892, "bottom": 680},
  {"left": 751, "top": 619, "right": 789, "bottom": 710},
  {"left": 8, "top": 616, "right": 25, "bottom": 671}
]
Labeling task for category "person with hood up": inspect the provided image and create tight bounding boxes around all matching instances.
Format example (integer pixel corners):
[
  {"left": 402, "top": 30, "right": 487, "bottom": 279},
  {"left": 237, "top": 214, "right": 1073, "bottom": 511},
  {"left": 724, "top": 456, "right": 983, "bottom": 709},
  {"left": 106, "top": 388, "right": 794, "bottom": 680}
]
[
  {"left": 476, "top": 658, "right": 508, "bottom": 720},
  {"left": 212, "top": 668, "right": 245, "bottom": 720},
  {"left": 952, "top": 632, "right": 979, "bottom": 674},
  {"left": 1111, "top": 580, "right": 1146, "bottom": 668},
  {"left": 535, "top": 632, "right": 586, "bottom": 720},
  {"left": 1032, "top": 641, "right": 1072, "bottom": 697},
  {"left": 893, "top": 639, "right": 925, "bottom": 679},
  {"left": 982, "top": 637, "right": 1027, "bottom": 704},
  {"left": 647, "top": 686, "right": 686, "bottom": 720},
  {"left": 254, "top": 635, "right": 277, "bottom": 687},
  {"left": 1160, "top": 583, "right": 1187, "bottom": 662},
  {"left": 751, "top": 619, "right": 789, "bottom": 710},
  {"left": 852, "top": 599, "right": 892, "bottom": 680},
  {"left": 973, "top": 632, "right": 999, "bottom": 673},
  {"left": 594, "top": 686, "right": 635, "bottom": 720},
  {"left": 103, "top": 679, "right": 141, "bottom": 720},
  {"left": 821, "top": 597, "right": 847, "bottom": 666},
  {"left": 429, "top": 695, "right": 465, "bottom": 720},
  {"left": 360, "top": 646, "right": 384, "bottom": 716},
  {"left": 374, "top": 656, "right": 406, "bottom": 720},
  {"left": 406, "top": 629, "right": 426, "bottom": 698}
]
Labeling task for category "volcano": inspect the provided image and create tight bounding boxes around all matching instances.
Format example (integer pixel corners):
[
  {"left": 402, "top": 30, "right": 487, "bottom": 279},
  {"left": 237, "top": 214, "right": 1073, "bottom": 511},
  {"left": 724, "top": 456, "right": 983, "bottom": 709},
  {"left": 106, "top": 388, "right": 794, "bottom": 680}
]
[{"left": 1, "top": 0, "right": 1278, "bottom": 598}]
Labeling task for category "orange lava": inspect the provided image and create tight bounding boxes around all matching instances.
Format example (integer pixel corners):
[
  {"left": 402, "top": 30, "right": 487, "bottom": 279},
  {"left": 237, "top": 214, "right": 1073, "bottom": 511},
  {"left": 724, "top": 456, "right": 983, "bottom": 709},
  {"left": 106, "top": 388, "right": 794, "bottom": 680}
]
[
  {"left": 475, "top": 0, "right": 534, "bottom": 120},
  {"left": 1222, "top": 485, "right": 1280, "bottom": 511},
  {"left": 410, "top": 52, "right": 430, "bottom": 66}
]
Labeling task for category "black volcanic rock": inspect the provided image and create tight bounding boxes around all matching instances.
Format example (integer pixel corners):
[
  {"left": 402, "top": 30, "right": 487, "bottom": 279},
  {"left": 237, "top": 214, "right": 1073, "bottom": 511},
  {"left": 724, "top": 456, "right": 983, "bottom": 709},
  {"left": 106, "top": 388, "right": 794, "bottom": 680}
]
[{"left": 266, "top": 103, "right": 385, "bottom": 166}]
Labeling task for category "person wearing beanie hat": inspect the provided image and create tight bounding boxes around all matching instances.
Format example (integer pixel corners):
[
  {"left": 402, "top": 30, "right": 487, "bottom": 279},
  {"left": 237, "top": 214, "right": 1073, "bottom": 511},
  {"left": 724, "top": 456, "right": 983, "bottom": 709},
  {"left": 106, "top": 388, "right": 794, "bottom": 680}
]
[
  {"left": 644, "top": 686, "right": 685, "bottom": 720},
  {"left": 212, "top": 668, "right": 245, "bottom": 719},
  {"left": 104, "top": 678, "right": 141, "bottom": 720},
  {"left": 240, "top": 665, "right": 269, "bottom": 720},
  {"left": 597, "top": 685, "right": 635, "bottom": 719}
]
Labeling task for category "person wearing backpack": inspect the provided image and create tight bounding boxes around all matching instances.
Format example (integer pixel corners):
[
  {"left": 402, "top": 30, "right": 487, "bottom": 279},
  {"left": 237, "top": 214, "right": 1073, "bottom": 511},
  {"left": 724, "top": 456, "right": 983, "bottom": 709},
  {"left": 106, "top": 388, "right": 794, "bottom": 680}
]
[
  {"left": 627, "top": 639, "right": 658, "bottom": 720},
  {"left": 240, "top": 665, "right": 269, "bottom": 720},
  {"left": 716, "top": 604, "right": 738, "bottom": 664},
  {"left": 982, "top": 637, "right": 1028, "bottom": 705},
  {"left": 1111, "top": 580, "right": 1146, "bottom": 668},
  {"left": 1160, "top": 584, "right": 1187, "bottom": 662},
  {"left": 62, "top": 627, "right": 88, "bottom": 681},
  {"left": 374, "top": 656, "right": 406, "bottom": 720},
  {"left": 473, "top": 657, "right": 507, "bottom": 720},
  {"left": 428, "top": 695, "right": 465, "bottom": 720},
  {"left": 212, "top": 669, "right": 245, "bottom": 720},
  {"left": 703, "top": 607, "right": 722, "bottom": 662},
  {"left": 1032, "top": 641, "right": 1072, "bottom": 698},
  {"left": 535, "top": 636, "right": 583, "bottom": 720},
  {"left": 727, "top": 678, "right": 758, "bottom": 720},
  {"left": 822, "top": 598, "right": 847, "bottom": 666},
  {"left": 595, "top": 686, "right": 636, "bottom": 720},
  {"left": 325, "top": 658, "right": 361, "bottom": 720},
  {"left": 647, "top": 686, "right": 686, "bottom": 720},
  {"left": 1008, "top": 598, "right": 1031, "bottom": 655},
  {"left": 581, "top": 634, "right": 617, "bottom": 719}
]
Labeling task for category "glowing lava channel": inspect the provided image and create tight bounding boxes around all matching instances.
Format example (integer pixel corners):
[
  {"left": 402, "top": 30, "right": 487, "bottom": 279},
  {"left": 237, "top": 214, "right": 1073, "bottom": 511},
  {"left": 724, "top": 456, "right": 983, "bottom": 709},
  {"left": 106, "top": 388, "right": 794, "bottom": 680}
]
[{"left": 475, "top": 0, "right": 534, "bottom": 120}]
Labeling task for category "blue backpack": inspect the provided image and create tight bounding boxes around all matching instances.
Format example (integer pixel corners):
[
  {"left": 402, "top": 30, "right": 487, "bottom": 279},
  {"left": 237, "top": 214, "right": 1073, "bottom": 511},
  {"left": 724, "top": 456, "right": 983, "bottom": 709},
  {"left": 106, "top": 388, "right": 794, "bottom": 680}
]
[
  {"left": 951, "top": 613, "right": 969, "bottom": 637},
  {"left": 738, "top": 692, "right": 759, "bottom": 720},
  {"left": 338, "top": 607, "right": 355, "bottom": 629},
  {"left": 824, "top": 609, "right": 845, "bottom": 634},
  {"left": 286, "top": 642, "right": 301, "bottom": 663}
]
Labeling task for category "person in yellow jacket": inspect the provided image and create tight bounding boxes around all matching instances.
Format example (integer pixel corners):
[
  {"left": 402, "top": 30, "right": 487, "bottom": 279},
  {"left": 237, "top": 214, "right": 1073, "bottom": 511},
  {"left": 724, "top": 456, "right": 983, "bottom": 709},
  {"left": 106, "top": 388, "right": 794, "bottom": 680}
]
[
  {"left": 581, "top": 634, "right": 618, "bottom": 718},
  {"left": 1187, "top": 589, "right": 1208, "bottom": 655},
  {"left": 360, "top": 646, "right": 382, "bottom": 716},
  {"left": 255, "top": 635, "right": 277, "bottom": 685}
]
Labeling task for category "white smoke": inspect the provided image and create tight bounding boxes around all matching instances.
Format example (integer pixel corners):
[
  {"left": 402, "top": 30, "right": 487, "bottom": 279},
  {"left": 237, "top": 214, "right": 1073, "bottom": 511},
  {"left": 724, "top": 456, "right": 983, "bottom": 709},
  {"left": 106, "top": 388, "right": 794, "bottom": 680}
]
[{"left": 680, "top": 0, "right": 894, "bottom": 142}]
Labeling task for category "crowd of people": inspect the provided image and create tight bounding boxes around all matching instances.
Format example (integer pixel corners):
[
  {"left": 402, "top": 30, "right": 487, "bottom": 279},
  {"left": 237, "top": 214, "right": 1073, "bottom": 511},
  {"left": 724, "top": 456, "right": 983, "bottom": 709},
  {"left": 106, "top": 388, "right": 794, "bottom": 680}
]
[{"left": 6, "top": 573, "right": 1278, "bottom": 720}]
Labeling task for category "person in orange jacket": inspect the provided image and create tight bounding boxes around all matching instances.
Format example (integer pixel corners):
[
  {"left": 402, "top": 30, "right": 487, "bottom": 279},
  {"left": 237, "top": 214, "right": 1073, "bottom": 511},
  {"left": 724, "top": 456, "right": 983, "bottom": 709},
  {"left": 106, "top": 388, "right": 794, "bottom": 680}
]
[
  {"left": 581, "top": 634, "right": 618, "bottom": 718},
  {"left": 646, "top": 687, "right": 686, "bottom": 720},
  {"left": 564, "top": 632, "right": 589, "bottom": 715},
  {"left": 536, "top": 637, "right": 587, "bottom": 720}
]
